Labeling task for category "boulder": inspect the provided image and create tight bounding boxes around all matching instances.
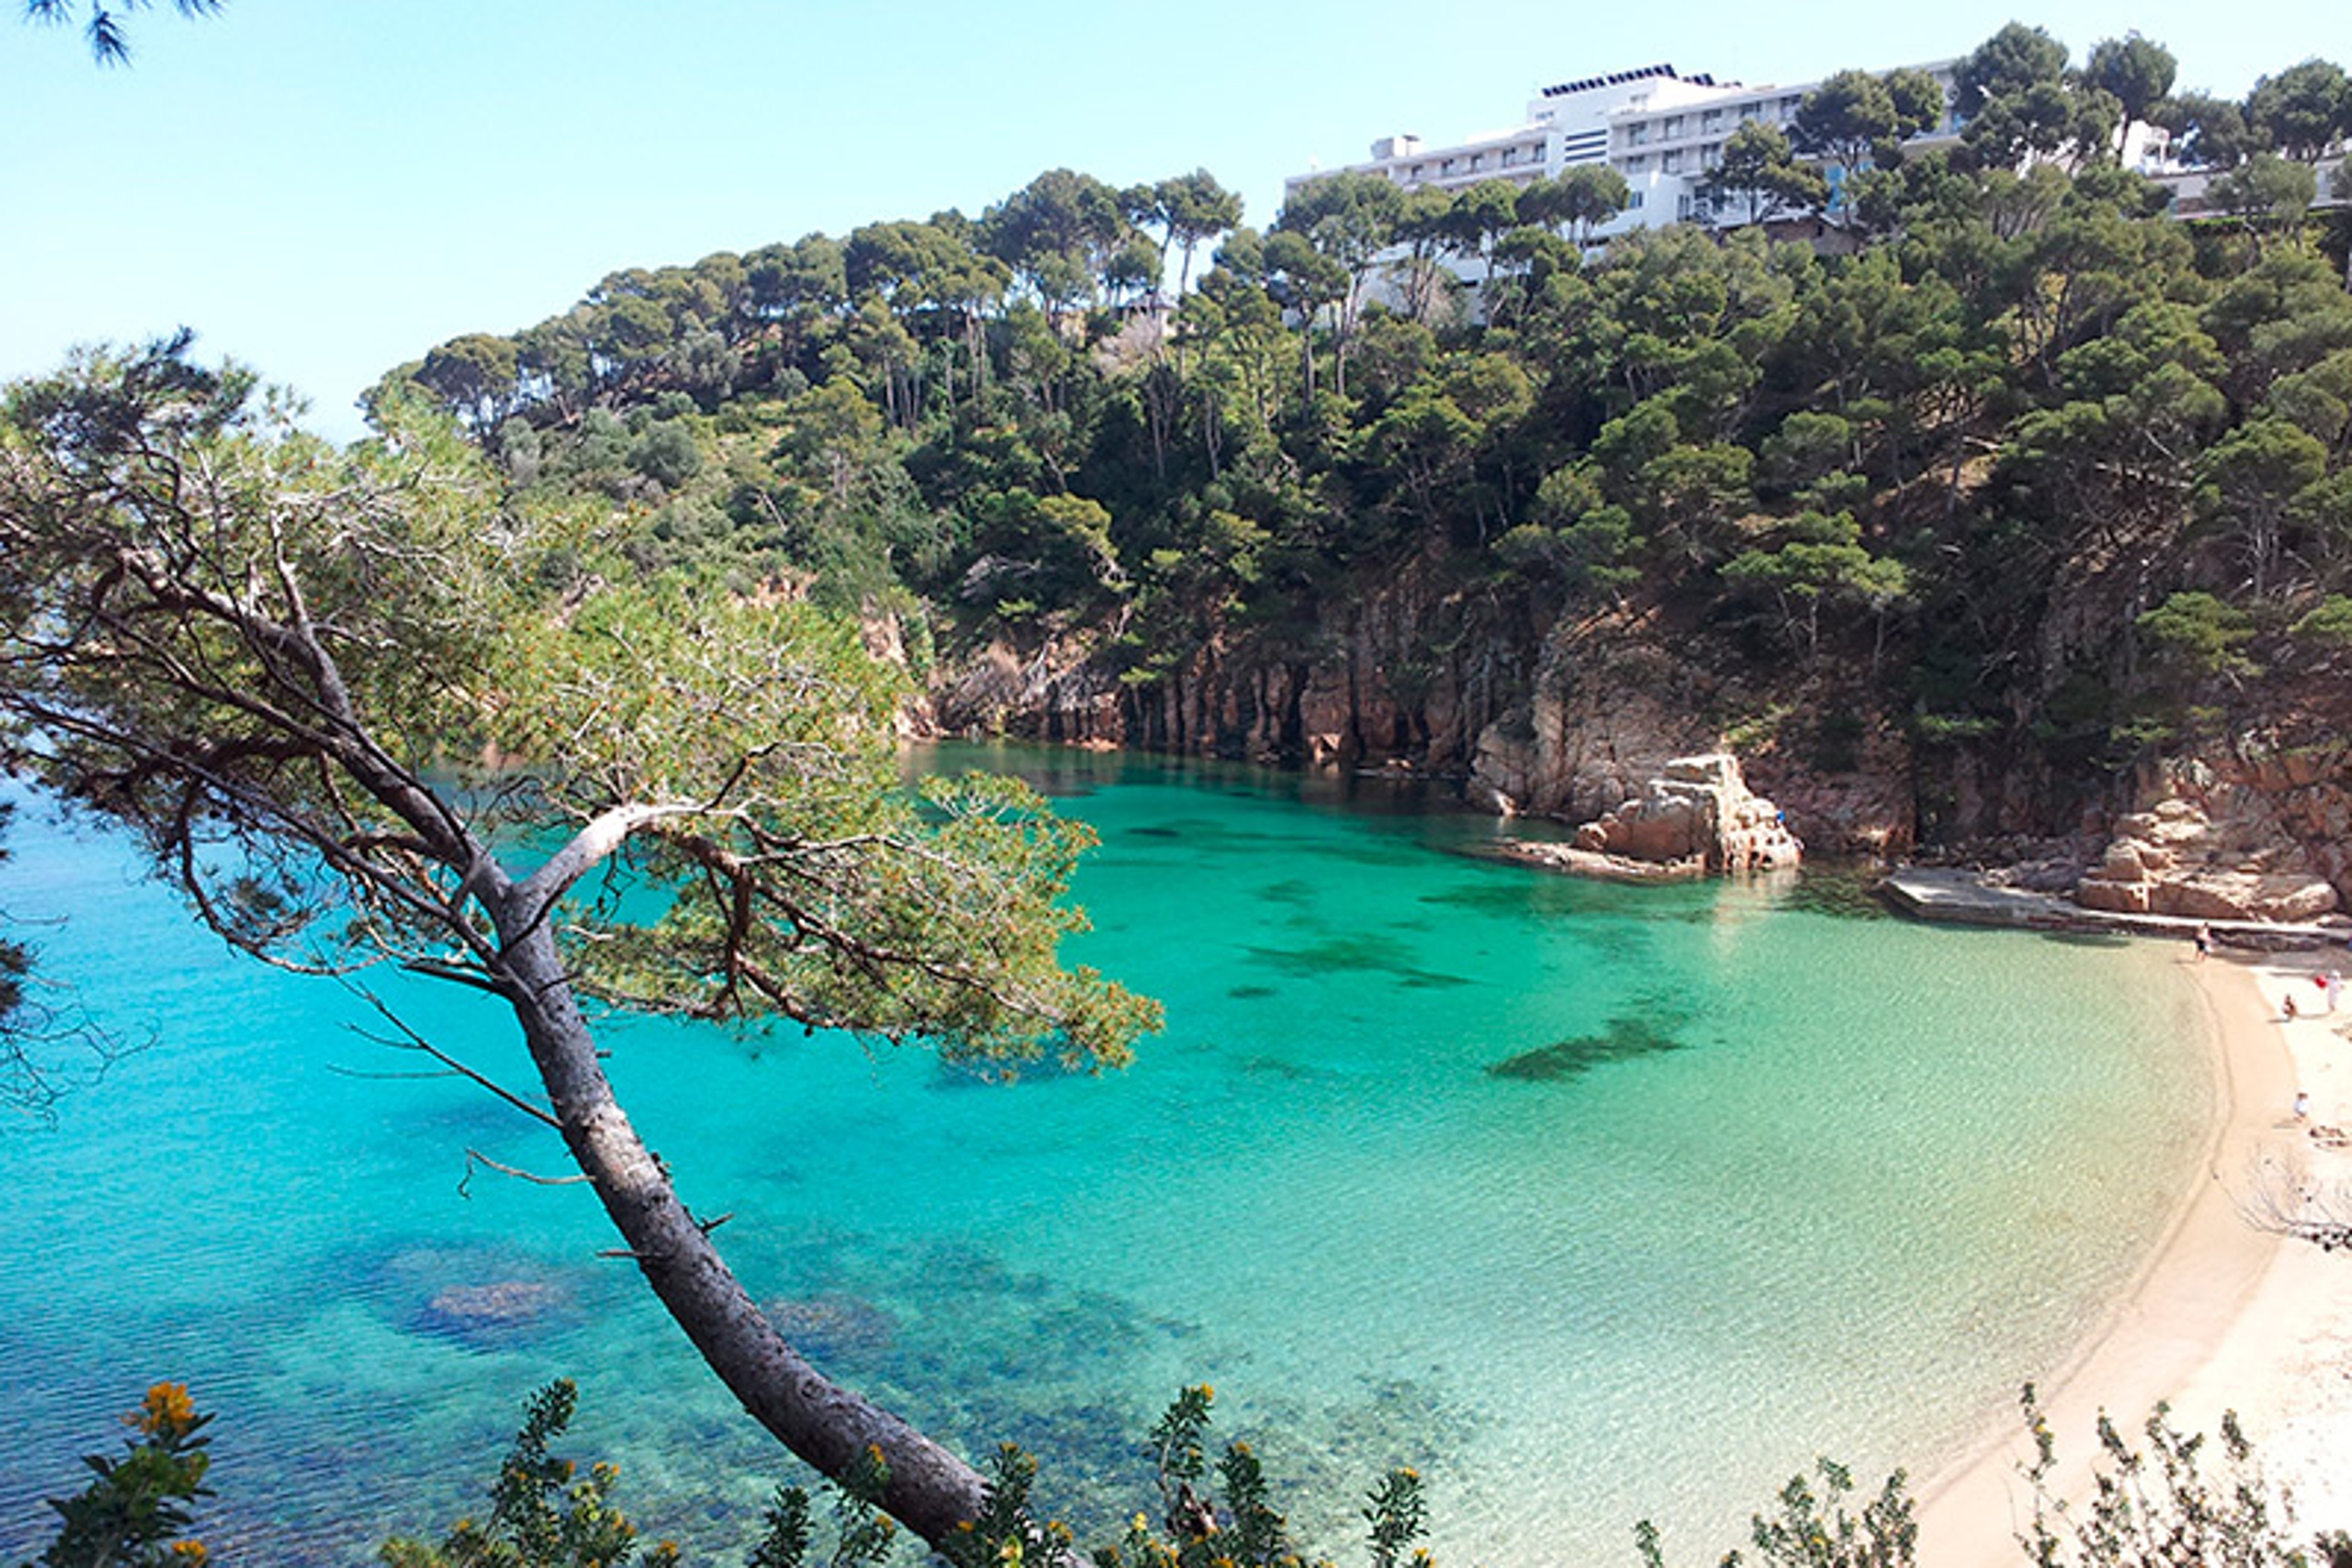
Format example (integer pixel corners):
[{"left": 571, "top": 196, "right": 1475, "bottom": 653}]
[
  {"left": 1571, "top": 754, "right": 1803, "bottom": 873},
  {"left": 2076, "top": 790, "right": 2340, "bottom": 922}
]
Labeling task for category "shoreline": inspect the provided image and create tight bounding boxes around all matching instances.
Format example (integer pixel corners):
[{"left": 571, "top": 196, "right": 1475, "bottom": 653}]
[{"left": 1914, "top": 946, "right": 2352, "bottom": 1562}]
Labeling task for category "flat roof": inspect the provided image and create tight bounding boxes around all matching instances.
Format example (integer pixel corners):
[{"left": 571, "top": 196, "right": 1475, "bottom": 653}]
[{"left": 1538, "top": 63, "right": 1736, "bottom": 98}]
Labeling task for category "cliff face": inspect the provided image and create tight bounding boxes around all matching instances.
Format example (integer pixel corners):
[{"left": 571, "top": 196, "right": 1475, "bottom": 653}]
[
  {"left": 929, "top": 564, "right": 1918, "bottom": 854},
  {"left": 930, "top": 554, "right": 1530, "bottom": 770},
  {"left": 925, "top": 572, "right": 2352, "bottom": 914},
  {"left": 2074, "top": 748, "right": 2352, "bottom": 920}
]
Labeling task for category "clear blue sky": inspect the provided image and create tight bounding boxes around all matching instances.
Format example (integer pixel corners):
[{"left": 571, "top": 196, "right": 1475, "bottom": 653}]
[{"left": 2, "top": 0, "right": 2338, "bottom": 440}]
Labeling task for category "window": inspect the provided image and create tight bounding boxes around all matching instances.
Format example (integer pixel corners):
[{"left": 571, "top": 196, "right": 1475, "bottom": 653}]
[
  {"left": 1701, "top": 109, "right": 1723, "bottom": 133},
  {"left": 1500, "top": 146, "right": 1516, "bottom": 167},
  {"left": 1662, "top": 149, "right": 1681, "bottom": 173},
  {"left": 1468, "top": 154, "right": 1482, "bottom": 171},
  {"left": 1739, "top": 102, "right": 1760, "bottom": 121},
  {"left": 1624, "top": 154, "right": 1647, "bottom": 172},
  {"left": 1626, "top": 190, "right": 1645, "bottom": 209},
  {"left": 1662, "top": 115, "right": 1684, "bottom": 138},
  {"left": 1628, "top": 123, "right": 1649, "bottom": 146},
  {"left": 1701, "top": 142, "right": 1721, "bottom": 169},
  {"left": 1780, "top": 95, "right": 1803, "bottom": 116}
]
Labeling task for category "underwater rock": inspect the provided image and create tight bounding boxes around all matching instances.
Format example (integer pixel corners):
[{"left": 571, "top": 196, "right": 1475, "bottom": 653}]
[
  {"left": 412, "top": 1280, "right": 567, "bottom": 1346},
  {"left": 764, "top": 1292, "right": 900, "bottom": 1362}
]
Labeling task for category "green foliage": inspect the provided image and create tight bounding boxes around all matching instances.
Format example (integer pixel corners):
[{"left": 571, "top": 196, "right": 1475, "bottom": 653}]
[
  {"left": 2016, "top": 1387, "right": 2318, "bottom": 1568},
  {"left": 1636, "top": 1456, "right": 1912, "bottom": 1568},
  {"left": 22, "top": 1382, "right": 214, "bottom": 1568},
  {"left": 53, "top": 37, "right": 2340, "bottom": 856},
  {"left": 21, "top": 0, "right": 217, "bottom": 64},
  {"left": 379, "top": 1381, "right": 678, "bottom": 1568},
  {"left": 2293, "top": 594, "right": 2352, "bottom": 648},
  {"left": 2138, "top": 591, "right": 2258, "bottom": 678}
]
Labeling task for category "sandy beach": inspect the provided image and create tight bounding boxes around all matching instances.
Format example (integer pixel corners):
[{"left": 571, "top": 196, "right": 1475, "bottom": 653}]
[{"left": 1915, "top": 945, "right": 2352, "bottom": 1564}]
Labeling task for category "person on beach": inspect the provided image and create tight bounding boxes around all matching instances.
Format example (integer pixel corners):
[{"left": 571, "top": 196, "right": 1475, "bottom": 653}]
[
  {"left": 2193, "top": 922, "right": 2213, "bottom": 962},
  {"left": 2284, "top": 991, "right": 2300, "bottom": 1021},
  {"left": 2327, "top": 971, "right": 2343, "bottom": 1014},
  {"left": 2296, "top": 1089, "right": 2312, "bottom": 1120}
]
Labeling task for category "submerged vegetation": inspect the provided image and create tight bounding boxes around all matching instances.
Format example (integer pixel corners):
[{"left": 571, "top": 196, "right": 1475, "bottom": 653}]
[{"left": 1485, "top": 1017, "right": 1689, "bottom": 1080}]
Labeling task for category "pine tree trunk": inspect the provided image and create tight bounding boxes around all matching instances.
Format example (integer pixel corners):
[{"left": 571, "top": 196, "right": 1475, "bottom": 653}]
[{"left": 488, "top": 914, "right": 990, "bottom": 1549}]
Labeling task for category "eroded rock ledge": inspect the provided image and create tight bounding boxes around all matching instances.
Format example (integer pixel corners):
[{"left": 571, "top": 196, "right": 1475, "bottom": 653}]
[
  {"left": 1495, "top": 753, "right": 1801, "bottom": 883},
  {"left": 1572, "top": 753, "right": 1803, "bottom": 873},
  {"left": 2075, "top": 756, "right": 2345, "bottom": 923}
]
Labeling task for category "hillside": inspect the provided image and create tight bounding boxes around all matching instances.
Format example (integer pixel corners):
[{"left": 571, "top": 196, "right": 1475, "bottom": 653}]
[{"left": 367, "top": 25, "right": 2352, "bottom": 913}]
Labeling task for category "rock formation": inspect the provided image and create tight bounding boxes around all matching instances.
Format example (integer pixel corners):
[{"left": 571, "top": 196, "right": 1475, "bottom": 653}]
[
  {"left": 2075, "top": 755, "right": 2344, "bottom": 921},
  {"left": 1572, "top": 753, "right": 1803, "bottom": 872}
]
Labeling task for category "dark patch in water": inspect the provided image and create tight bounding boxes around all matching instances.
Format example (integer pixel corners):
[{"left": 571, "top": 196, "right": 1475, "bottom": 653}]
[
  {"left": 1420, "top": 867, "right": 1629, "bottom": 920},
  {"left": 371, "top": 1242, "right": 591, "bottom": 1351},
  {"left": 930, "top": 1049, "right": 1102, "bottom": 1089},
  {"left": 1486, "top": 1016, "right": 1687, "bottom": 1081},
  {"left": 764, "top": 1292, "right": 898, "bottom": 1366},
  {"left": 1227, "top": 983, "right": 1278, "bottom": 1000},
  {"left": 1243, "top": 935, "right": 1472, "bottom": 990},
  {"left": 1258, "top": 878, "right": 1319, "bottom": 907},
  {"left": 1237, "top": 1055, "right": 1335, "bottom": 1083},
  {"left": 1781, "top": 866, "right": 1893, "bottom": 920}
]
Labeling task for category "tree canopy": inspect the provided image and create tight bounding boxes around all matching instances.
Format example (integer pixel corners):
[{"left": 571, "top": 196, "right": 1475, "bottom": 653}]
[
  {"left": 0, "top": 335, "right": 1159, "bottom": 1547},
  {"left": 21, "top": 0, "right": 220, "bottom": 63}
]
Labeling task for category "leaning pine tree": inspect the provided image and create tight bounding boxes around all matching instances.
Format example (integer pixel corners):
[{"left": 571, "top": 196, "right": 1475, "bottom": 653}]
[{"left": 0, "top": 335, "right": 1161, "bottom": 1549}]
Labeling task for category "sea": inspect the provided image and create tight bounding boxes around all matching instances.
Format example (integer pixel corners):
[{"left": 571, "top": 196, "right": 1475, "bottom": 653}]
[{"left": 0, "top": 743, "right": 2211, "bottom": 1565}]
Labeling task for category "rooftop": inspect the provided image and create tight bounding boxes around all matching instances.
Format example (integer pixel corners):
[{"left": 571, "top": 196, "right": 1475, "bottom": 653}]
[{"left": 1537, "top": 63, "right": 1737, "bottom": 99}]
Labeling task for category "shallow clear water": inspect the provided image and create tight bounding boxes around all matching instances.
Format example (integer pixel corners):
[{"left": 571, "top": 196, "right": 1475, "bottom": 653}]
[{"left": 0, "top": 747, "right": 2210, "bottom": 1565}]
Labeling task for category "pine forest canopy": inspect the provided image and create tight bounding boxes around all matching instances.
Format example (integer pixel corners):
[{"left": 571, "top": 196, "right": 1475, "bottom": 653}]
[
  {"left": 5, "top": 10, "right": 2352, "bottom": 1557},
  {"left": 361, "top": 21, "right": 2352, "bottom": 794}
]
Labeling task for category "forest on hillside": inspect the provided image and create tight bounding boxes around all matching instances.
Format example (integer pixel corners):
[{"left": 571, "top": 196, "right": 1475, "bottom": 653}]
[{"left": 370, "top": 21, "right": 2352, "bottom": 842}]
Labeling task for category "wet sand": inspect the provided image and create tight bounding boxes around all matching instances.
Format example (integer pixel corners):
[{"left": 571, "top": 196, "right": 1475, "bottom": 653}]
[{"left": 1915, "top": 949, "right": 2352, "bottom": 1562}]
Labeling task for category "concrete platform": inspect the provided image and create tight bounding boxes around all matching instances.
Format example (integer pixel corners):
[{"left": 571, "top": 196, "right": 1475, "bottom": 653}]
[{"left": 1878, "top": 867, "right": 2350, "bottom": 951}]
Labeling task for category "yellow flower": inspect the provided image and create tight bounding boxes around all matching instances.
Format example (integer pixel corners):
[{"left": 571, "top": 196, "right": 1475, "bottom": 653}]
[
  {"left": 132, "top": 1383, "right": 198, "bottom": 1439},
  {"left": 170, "top": 1542, "right": 209, "bottom": 1565}
]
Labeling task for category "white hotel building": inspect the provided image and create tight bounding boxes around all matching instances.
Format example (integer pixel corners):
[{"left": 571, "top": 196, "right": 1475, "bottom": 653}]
[{"left": 1283, "top": 60, "right": 1975, "bottom": 238}]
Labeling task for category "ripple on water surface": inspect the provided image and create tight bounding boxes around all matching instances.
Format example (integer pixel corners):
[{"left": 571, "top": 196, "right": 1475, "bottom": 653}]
[{"left": 0, "top": 756, "right": 2209, "bottom": 1563}]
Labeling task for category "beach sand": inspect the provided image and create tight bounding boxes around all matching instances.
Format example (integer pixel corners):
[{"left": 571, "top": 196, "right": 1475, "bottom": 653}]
[{"left": 1915, "top": 948, "right": 2352, "bottom": 1564}]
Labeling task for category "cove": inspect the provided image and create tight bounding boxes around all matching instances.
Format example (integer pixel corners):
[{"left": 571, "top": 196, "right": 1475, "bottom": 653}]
[{"left": 0, "top": 745, "right": 2209, "bottom": 1564}]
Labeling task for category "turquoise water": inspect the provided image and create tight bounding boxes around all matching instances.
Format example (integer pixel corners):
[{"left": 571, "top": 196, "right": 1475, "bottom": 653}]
[{"left": 0, "top": 746, "right": 2211, "bottom": 1565}]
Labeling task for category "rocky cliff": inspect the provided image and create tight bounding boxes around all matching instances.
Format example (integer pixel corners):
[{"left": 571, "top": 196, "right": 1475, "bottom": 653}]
[
  {"left": 2073, "top": 748, "right": 2350, "bottom": 921},
  {"left": 924, "top": 570, "right": 2352, "bottom": 916}
]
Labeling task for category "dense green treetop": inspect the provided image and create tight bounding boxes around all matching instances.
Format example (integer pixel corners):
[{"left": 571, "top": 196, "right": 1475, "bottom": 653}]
[{"left": 312, "top": 20, "right": 2350, "bottom": 823}]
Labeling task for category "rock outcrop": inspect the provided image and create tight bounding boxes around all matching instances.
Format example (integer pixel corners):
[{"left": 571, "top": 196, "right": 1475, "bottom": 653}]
[
  {"left": 2076, "top": 761, "right": 2343, "bottom": 921},
  {"left": 1572, "top": 754, "right": 1803, "bottom": 872}
]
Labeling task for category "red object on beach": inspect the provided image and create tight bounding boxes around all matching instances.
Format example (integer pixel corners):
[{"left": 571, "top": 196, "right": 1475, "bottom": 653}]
[{"left": 2318, "top": 975, "right": 2330, "bottom": 989}]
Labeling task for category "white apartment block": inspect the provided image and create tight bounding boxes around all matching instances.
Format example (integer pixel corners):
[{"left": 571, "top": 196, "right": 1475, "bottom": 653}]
[
  {"left": 1288, "top": 53, "right": 2190, "bottom": 236},
  {"left": 1283, "top": 61, "right": 1968, "bottom": 240}
]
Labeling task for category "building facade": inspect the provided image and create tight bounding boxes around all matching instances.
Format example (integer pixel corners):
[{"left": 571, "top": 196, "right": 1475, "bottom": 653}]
[{"left": 1284, "top": 58, "right": 2179, "bottom": 241}]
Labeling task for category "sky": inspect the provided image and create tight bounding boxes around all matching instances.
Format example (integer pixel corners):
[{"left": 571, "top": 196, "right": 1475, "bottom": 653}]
[{"left": 2, "top": 0, "right": 2342, "bottom": 442}]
